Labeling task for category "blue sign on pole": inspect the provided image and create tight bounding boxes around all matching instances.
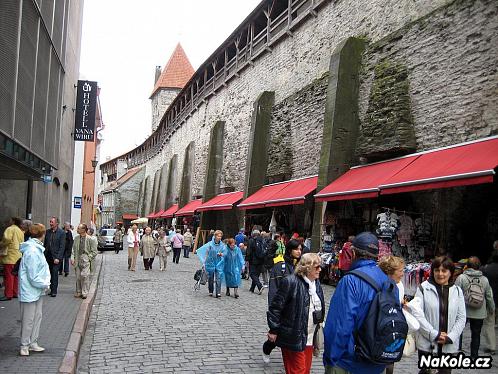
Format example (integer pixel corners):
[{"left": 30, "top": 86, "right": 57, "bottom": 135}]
[{"left": 74, "top": 196, "right": 82, "bottom": 209}]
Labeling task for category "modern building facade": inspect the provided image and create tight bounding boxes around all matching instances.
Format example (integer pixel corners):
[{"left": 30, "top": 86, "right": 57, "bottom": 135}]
[{"left": 0, "top": 0, "right": 85, "bottom": 231}]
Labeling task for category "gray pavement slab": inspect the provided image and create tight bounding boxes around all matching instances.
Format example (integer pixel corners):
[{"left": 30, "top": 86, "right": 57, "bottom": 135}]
[{"left": 78, "top": 251, "right": 497, "bottom": 373}]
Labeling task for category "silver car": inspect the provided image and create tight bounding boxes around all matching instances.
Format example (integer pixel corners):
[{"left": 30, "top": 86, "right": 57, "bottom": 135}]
[{"left": 98, "top": 228, "right": 117, "bottom": 251}]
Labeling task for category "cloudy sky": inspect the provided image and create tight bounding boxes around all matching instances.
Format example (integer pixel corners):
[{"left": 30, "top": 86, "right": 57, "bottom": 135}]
[{"left": 80, "top": 0, "right": 261, "bottom": 161}]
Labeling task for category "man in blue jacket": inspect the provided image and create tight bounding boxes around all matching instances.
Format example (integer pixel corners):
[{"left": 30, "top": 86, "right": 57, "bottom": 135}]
[{"left": 323, "top": 232, "right": 389, "bottom": 374}]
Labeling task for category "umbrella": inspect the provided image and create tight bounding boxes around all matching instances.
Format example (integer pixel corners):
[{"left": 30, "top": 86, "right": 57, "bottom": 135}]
[{"left": 131, "top": 217, "right": 148, "bottom": 224}]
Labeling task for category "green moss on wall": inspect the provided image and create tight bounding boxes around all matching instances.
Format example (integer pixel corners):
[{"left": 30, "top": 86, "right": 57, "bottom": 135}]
[{"left": 357, "top": 59, "right": 416, "bottom": 159}]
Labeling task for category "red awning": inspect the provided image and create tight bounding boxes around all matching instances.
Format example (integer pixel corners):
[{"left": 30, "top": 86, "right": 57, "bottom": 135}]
[
  {"left": 315, "top": 136, "right": 498, "bottom": 202},
  {"left": 152, "top": 210, "right": 165, "bottom": 218},
  {"left": 197, "top": 191, "right": 244, "bottom": 212},
  {"left": 238, "top": 176, "right": 318, "bottom": 209},
  {"left": 379, "top": 137, "right": 498, "bottom": 194},
  {"left": 122, "top": 214, "right": 138, "bottom": 220},
  {"left": 175, "top": 199, "right": 203, "bottom": 216},
  {"left": 146, "top": 212, "right": 158, "bottom": 219},
  {"left": 315, "top": 157, "right": 417, "bottom": 202},
  {"left": 159, "top": 204, "right": 178, "bottom": 218}
]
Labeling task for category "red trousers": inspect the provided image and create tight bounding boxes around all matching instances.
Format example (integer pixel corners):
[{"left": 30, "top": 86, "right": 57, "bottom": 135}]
[
  {"left": 3, "top": 264, "right": 19, "bottom": 298},
  {"left": 281, "top": 346, "right": 314, "bottom": 374}
]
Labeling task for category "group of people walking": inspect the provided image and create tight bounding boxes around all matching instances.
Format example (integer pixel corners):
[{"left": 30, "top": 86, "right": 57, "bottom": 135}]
[
  {"left": 1, "top": 216, "right": 98, "bottom": 356},
  {"left": 124, "top": 224, "right": 193, "bottom": 271},
  {"left": 260, "top": 230, "right": 498, "bottom": 374}
]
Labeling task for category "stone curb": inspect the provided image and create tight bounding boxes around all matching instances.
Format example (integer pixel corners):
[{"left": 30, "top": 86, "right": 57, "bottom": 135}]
[{"left": 58, "top": 254, "right": 104, "bottom": 374}]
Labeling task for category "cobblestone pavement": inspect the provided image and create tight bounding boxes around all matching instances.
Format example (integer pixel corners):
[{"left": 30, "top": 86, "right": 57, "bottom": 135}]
[
  {"left": 0, "top": 268, "right": 82, "bottom": 373},
  {"left": 79, "top": 252, "right": 497, "bottom": 374}
]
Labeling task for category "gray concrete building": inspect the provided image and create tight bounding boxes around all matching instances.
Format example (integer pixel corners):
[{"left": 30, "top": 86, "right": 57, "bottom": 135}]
[
  {"left": 100, "top": 0, "right": 498, "bottom": 257},
  {"left": 0, "top": 0, "right": 84, "bottom": 231}
]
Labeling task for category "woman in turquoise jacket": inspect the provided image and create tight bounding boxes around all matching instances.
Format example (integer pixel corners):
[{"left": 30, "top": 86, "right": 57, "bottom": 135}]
[
  {"left": 18, "top": 223, "right": 51, "bottom": 356},
  {"left": 224, "top": 238, "right": 245, "bottom": 298},
  {"left": 196, "top": 230, "right": 226, "bottom": 298}
]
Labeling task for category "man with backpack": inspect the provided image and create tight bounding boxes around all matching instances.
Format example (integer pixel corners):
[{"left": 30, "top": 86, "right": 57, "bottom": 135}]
[
  {"left": 246, "top": 230, "right": 265, "bottom": 294},
  {"left": 323, "top": 231, "right": 404, "bottom": 374},
  {"left": 455, "top": 256, "right": 495, "bottom": 358}
]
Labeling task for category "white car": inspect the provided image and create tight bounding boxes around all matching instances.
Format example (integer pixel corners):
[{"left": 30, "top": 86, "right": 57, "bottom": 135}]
[{"left": 97, "top": 229, "right": 117, "bottom": 251}]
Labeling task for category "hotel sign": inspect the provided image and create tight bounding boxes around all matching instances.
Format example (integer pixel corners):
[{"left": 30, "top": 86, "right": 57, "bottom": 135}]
[{"left": 74, "top": 80, "right": 98, "bottom": 141}]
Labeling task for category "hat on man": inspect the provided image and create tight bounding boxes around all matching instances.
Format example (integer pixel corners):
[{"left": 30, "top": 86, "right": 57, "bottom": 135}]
[
  {"left": 252, "top": 229, "right": 261, "bottom": 236},
  {"left": 352, "top": 232, "right": 379, "bottom": 256}
]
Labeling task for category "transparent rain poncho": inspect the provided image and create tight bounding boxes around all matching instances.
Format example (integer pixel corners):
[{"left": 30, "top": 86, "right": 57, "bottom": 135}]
[
  {"left": 196, "top": 237, "right": 226, "bottom": 281},
  {"left": 223, "top": 245, "right": 245, "bottom": 288}
]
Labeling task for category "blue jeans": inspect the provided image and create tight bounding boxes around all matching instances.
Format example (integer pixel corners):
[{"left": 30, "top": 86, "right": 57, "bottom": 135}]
[{"left": 208, "top": 271, "right": 221, "bottom": 296}]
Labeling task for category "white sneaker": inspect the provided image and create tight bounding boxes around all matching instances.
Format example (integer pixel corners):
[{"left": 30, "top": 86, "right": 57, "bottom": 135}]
[
  {"left": 29, "top": 343, "right": 45, "bottom": 352},
  {"left": 262, "top": 352, "right": 270, "bottom": 364},
  {"left": 20, "top": 347, "right": 29, "bottom": 356}
]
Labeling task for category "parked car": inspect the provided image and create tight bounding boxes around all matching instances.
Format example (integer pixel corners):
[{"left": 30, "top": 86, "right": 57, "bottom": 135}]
[{"left": 97, "top": 228, "right": 117, "bottom": 251}]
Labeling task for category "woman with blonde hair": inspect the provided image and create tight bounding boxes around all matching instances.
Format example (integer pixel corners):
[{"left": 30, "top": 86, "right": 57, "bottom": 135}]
[
  {"left": 267, "top": 253, "right": 325, "bottom": 373},
  {"left": 379, "top": 255, "right": 420, "bottom": 373}
]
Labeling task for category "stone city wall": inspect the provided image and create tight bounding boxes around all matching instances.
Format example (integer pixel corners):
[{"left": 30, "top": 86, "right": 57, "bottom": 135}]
[
  {"left": 139, "top": 0, "right": 495, "bottom": 211},
  {"left": 357, "top": 0, "right": 498, "bottom": 159}
]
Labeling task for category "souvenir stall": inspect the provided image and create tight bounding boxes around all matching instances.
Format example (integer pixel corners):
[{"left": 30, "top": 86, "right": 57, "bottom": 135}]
[
  {"left": 315, "top": 137, "right": 498, "bottom": 293},
  {"left": 238, "top": 176, "right": 318, "bottom": 239}
]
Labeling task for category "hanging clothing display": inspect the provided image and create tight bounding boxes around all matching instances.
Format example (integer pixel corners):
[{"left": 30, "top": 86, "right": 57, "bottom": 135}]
[
  {"left": 376, "top": 211, "right": 399, "bottom": 240},
  {"left": 402, "top": 262, "right": 432, "bottom": 297},
  {"left": 398, "top": 214, "right": 414, "bottom": 247},
  {"left": 378, "top": 240, "right": 392, "bottom": 260}
]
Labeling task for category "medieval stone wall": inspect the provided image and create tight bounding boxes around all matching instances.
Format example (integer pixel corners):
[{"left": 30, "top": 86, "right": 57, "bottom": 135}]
[
  {"left": 357, "top": 0, "right": 498, "bottom": 158},
  {"left": 115, "top": 168, "right": 144, "bottom": 220},
  {"left": 140, "top": 0, "right": 496, "bottom": 209}
]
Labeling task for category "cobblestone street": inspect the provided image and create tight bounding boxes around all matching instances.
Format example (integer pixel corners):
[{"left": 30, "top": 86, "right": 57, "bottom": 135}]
[{"left": 78, "top": 252, "right": 497, "bottom": 374}]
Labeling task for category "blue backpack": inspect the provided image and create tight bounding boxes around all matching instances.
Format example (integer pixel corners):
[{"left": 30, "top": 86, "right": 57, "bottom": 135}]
[{"left": 349, "top": 269, "right": 408, "bottom": 364}]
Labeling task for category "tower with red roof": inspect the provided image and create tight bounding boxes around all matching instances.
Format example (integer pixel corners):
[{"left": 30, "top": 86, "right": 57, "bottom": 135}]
[{"left": 150, "top": 43, "right": 194, "bottom": 132}]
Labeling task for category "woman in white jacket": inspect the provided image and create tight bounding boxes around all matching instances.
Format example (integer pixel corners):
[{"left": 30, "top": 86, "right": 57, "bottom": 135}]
[
  {"left": 410, "top": 256, "right": 466, "bottom": 374},
  {"left": 127, "top": 224, "right": 140, "bottom": 271}
]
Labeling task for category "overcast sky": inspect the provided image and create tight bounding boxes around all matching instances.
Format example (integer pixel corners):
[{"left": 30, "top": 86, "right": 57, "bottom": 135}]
[{"left": 80, "top": 0, "right": 261, "bottom": 161}]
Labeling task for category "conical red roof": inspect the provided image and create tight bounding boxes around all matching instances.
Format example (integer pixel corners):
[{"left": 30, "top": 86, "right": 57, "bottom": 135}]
[{"left": 150, "top": 43, "right": 195, "bottom": 98}]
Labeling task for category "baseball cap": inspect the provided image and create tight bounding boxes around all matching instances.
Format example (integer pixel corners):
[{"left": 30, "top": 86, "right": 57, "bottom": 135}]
[{"left": 352, "top": 232, "right": 379, "bottom": 255}]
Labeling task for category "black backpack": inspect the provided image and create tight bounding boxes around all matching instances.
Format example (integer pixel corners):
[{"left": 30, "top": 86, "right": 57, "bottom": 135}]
[
  {"left": 349, "top": 269, "right": 408, "bottom": 364},
  {"left": 254, "top": 238, "right": 267, "bottom": 259}
]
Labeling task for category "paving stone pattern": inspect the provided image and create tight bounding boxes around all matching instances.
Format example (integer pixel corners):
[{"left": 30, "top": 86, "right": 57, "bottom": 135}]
[
  {"left": 79, "top": 252, "right": 497, "bottom": 373},
  {"left": 0, "top": 270, "right": 82, "bottom": 373}
]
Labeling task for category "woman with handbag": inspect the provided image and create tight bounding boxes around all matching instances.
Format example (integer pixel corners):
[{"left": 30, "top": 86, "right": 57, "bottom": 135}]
[
  {"left": 139, "top": 227, "right": 157, "bottom": 270},
  {"left": 267, "top": 253, "right": 325, "bottom": 374},
  {"left": 156, "top": 230, "right": 171, "bottom": 271},
  {"left": 127, "top": 225, "right": 140, "bottom": 271}
]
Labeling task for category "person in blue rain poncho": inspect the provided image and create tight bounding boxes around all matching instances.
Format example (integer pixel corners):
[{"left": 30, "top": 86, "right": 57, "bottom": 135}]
[
  {"left": 223, "top": 238, "right": 245, "bottom": 299},
  {"left": 196, "top": 230, "right": 226, "bottom": 298}
]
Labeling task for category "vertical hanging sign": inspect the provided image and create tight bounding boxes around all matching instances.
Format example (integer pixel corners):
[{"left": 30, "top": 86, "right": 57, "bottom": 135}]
[{"left": 74, "top": 80, "right": 98, "bottom": 141}]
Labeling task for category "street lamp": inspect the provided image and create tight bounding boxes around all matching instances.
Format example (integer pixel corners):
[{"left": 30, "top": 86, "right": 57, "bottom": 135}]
[{"left": 85, "top": 158, "right": 99, "bottom": 174}]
